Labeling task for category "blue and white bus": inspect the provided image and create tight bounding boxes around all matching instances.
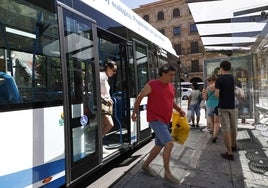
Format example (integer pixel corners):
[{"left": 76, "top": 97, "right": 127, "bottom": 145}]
[{"left": 0, "top": 0, "right": 179, "bottom": 187}]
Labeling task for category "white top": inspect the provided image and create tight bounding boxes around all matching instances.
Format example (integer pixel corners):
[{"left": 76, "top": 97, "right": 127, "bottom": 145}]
[
  {"left": 190, "top": 90, "right": 201, "bottom": 105},
  {"left": 100, "top": 71, "right": 110, "bottom": 99}
]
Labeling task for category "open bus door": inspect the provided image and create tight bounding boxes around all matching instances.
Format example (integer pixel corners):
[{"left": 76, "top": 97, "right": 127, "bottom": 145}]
[
  {"left": 130, "top": 39, "right": 152, "bottom": 144},
  {"left": 57, "top": 3, "right": 101, "bottom": 186},
  {"left": 97, "top": 30, "right": 131, "bottom": 154}
]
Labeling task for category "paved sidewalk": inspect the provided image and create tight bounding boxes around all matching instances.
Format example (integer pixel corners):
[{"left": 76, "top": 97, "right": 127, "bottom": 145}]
[{"left": 110, "top": 108, "right": 268, "bottom": 188}]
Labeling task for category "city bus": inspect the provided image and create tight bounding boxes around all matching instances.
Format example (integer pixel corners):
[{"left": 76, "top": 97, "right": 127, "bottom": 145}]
[{"left": 0, "top": 0, "right": 179, "bottom": 187}]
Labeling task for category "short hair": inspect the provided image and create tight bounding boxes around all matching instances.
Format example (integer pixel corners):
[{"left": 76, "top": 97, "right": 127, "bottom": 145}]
[
  {"left": 192, "top": 82, "right": 199, "bottom": 90},
  {"left": 158, "top": 64, "right": 177, "bottom": 76},
  {"left": 220, "top": 60, "right": 231, "bottom": 71}
]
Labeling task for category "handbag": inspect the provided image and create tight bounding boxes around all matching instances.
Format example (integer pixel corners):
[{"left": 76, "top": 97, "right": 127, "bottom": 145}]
[
  {"left": 200, "top": 99, "right": 206, "bottom": 109},
  {"left": 101, "top": 100, "right": 113, "bottom": 115},
  {"left": 186, "top": 110, "right": 191, "bottom": 122},
  {"left": 200, "top": 90, "right": 214, "bottom": 109},
  {"left": 171, "top": 112, "right": 190, "bottom": 144}
]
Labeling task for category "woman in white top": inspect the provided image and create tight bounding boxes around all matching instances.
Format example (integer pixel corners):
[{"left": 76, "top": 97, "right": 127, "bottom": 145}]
[
  {"left": 188, "top": 82, "right": 202, "bottom": 127},
  {"left": 100, "top": 60, "right": 117, "bottom": 137}
]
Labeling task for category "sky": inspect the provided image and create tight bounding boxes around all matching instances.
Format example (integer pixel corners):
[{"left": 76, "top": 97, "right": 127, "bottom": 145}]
[{"left": 120, "top": 0, "right": 158, "bottom": 9}]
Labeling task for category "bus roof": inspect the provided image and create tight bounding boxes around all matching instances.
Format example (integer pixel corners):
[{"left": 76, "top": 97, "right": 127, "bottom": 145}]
[{"left": 80, "top": 0, "right": 178, "bottom": 57}]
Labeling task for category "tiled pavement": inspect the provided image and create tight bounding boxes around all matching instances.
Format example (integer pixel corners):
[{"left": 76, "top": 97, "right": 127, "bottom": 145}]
[{"left": 88, "top": 107, "right": 268, "bottom": 188}]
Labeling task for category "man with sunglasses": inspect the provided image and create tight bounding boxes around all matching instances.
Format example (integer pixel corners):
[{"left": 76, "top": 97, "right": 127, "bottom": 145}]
[{"left": 131, "top": 64, "right": 185, "bottom": 184}]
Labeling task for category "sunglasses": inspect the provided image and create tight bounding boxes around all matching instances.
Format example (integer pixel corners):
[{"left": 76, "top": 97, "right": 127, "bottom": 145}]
[{"left": 162, "top": 65, "right": 176, "bottom": 73}]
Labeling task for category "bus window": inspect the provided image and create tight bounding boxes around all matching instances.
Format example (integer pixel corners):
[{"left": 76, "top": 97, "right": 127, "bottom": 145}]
[
  {"left": 0, "top": 0, "right": 62, "bottom": 108},
  {"left": 134, "top": 41, "right": 149, "bottom": 92}
]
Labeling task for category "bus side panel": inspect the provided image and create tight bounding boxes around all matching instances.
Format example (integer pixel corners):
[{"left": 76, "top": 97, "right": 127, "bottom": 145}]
[{"left": 0, "top": 106, "right": 65, "bottom": 187}]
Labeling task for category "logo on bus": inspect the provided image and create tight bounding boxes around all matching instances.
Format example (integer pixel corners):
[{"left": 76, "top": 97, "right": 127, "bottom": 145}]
[{"left": 80, "top": 115, "right": 88, "bottom": 126}]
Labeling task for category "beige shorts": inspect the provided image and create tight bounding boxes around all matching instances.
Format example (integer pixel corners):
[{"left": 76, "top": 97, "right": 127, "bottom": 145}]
[{"left": 218, "top": 108, "right": 238, "bottom": 133}]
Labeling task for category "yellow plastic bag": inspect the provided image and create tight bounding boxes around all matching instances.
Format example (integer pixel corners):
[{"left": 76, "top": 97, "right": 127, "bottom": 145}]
[{"left": 171, "top": 111, "right": 190, "bottom": 144}]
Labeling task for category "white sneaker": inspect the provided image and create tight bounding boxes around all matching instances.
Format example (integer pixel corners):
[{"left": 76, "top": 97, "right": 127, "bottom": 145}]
[{"left": 202, "top": 128, "right": 212, "bottom": 132}]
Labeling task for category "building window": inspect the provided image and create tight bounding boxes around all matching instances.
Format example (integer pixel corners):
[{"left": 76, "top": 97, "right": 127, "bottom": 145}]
[
  {"left": 174, "top": 44, "right": 181, "bottom": 55},
  {"left": 190, "top": 24, "right": 198, "bottom": 33},
  {"left": 158, "top": 29, "right": 165, "bottom": 35},
  {"left": 191, "top": 41, "right": 199, "bottom": 53},
  {"left": 157, "top": 11, "right": 164, "bottom": 20},
  {"left": 191, "top": 60, "right": 199, "bottom": 72},
  {"left": 143, "top": 15, "right": 149, "bottom": 22},
  {"left": 173, "top": 26, "right": 181, "bottom": 36},
  {"left": 173, "top": 8, "right": 180, "bottom": 17}
]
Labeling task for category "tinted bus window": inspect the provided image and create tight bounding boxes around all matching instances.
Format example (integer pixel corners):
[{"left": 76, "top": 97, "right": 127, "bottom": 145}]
[{"left": 0, "top": 0, "right": 62, "bottom": 108}]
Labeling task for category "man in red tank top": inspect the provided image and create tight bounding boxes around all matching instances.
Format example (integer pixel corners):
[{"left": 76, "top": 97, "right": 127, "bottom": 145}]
[{"left": 131, "top": 64, "right": 185, "bottom": 184}]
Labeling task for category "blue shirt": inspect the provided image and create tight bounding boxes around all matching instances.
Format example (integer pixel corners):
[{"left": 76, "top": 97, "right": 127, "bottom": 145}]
[{"left": 206, "top": 90, "right": 219, "bottom": 108}]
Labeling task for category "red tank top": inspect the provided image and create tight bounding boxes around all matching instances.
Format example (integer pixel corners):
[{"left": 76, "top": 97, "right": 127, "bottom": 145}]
[{"left": 147, "top": 80, "right": 175, "bottom": 124}]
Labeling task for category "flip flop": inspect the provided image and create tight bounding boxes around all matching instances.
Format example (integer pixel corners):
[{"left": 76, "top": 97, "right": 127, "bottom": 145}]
[
  {"left": 142, "top": 165, "right": 156, "bottom": 177},
  {"left": 164, "top": 175, "right": 181, "bottom": 184},
  {"left": 248, "top": 160, "right": 268, "bottom": 174},
  {"left": 245, "top": 151, "right": 267, "bottom": 161}
]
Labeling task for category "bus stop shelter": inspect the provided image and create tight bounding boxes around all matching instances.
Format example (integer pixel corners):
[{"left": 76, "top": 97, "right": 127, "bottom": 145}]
[{"left": 187, "top": 0, "right": 268, "bottom": 124}]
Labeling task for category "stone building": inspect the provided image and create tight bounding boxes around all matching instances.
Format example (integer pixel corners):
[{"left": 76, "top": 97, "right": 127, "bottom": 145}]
[{"left": 133, "top": 0, "right": 206, "bottom": 83}]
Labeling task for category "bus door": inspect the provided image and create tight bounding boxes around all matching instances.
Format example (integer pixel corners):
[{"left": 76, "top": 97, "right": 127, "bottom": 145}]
[
  {"left": 97, "top": 30, "right": 130, "bottom": 153},
  {"left": 131, "top": 39, "right": 152, "bottom": 144},
  {"left": 57, "top": 3, "right": 101, "bottom": 186}
]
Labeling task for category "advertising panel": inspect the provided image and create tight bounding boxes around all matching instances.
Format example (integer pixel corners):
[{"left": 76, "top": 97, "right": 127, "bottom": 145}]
[{"left": 204, "top": 55, "right": 253, "bottom": 119}]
